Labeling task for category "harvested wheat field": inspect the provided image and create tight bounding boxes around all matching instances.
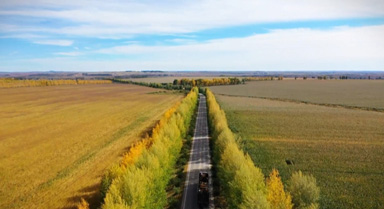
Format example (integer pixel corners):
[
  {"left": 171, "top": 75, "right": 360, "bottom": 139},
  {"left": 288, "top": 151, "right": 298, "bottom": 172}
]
[
  {"left": 0, "top": 84, "right": 182, "bottom": 209},
  {"left": 211, "top": 80, "right": 384, "bottom": 110}
]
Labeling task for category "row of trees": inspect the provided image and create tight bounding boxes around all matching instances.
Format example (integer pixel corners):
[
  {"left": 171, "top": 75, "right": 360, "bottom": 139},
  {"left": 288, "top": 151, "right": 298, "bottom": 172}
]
[
  {"left": 112, "top": 77, "right": 243, "bottom": 92},
  {"left": 0, "top": 78, "right": 112, "bottom": 88},
  {"left": 98, "top": 88, "right": 199, "bottom": 209},
  {"left": 206, "top": 89, "right": 320, "bottom": 209},
  {"left": 112, "top": 79, "right": 188, "bottom": 91},
  {"left": 242, "top": 76, "right": 283, "bottom": 81},
  {"left": 173, "top": 77, "right": 243, "bottom": 86}
]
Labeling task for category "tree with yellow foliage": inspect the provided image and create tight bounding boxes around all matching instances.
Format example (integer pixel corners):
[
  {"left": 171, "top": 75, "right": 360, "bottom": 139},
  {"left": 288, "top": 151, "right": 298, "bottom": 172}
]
[
  {"left": 101, "top": 87, "right": 198, "bottom": 209},
  {"left": 77, "top": 198, "right": 89, "bottom": 209},
  {"left": 207, "top": 88, "right": 270, "bottom": 208},
  {"left": 267, "top": 169, "right": 293, "bottom": 209},
  {"left": 121, "top": 139, "right": 151, "bottom": 168}
]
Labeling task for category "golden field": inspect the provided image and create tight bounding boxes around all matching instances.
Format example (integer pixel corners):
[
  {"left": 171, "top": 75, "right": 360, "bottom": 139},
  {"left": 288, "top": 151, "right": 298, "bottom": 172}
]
[
  {"left": 0, "top": 78, "right": 112, "bottom": 88},
  {"left": 0, "top": 84, "right": 182, "bottom": 209}
]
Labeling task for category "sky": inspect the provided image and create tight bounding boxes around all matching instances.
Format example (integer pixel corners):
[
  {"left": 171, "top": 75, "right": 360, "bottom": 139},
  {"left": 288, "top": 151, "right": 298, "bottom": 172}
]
[{"left": 0, "top": 0, "right": 384, "bottom": 72}]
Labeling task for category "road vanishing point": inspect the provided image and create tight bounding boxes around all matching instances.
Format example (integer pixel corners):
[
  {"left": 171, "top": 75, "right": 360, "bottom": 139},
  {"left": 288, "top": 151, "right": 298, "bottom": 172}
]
[{"left": 181, "top": 93, "right": 214, "bottom": 209}]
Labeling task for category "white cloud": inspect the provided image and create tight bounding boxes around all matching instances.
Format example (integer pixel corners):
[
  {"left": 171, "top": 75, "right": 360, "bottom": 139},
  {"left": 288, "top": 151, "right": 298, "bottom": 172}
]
[
  {"left": 4, "top": 25, "right": 382, "bottom": 71},
  {"left": 1, "top": 1, "right": 383, "bottom": 71},
  {"left": 0, "top": 33, "right": 46, "bottom": 39},
  {"left": 166, "top": 39, "right": 197, "bottom": 44},
  {"left": 1, "top": 0, "right": 384, "bottom": 37},
  {"left": 32, "top": 39, "right": 73, "bottom": 46},
  {"left": 96, "top": 25, "right": 384, "bottom": 65},
  {"left": 55, "top": 51, "right": 81, "bottom": 56}
]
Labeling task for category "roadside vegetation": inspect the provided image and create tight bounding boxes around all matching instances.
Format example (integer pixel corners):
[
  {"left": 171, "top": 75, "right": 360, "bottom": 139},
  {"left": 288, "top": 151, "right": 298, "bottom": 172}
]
[
  {"left": 0, "top": 84, "right": 182, "bottom": 209},
  {"left": 165, "top": 100, "right": 198, "bottom": 209},
  {"left": 0, "top": 78, "right": 112, "bottom": 88},
  {"left": 206, "top": 89, "right": 320, "bottom": 209},
  {"left": 99, "top": 88, "right": 198, "bottom": 209}
]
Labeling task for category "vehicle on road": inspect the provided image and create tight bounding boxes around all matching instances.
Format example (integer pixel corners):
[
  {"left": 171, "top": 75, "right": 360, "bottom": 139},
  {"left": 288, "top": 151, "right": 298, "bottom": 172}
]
[{"left": 197, "top": 172, "right": 209, "bottom": 208}]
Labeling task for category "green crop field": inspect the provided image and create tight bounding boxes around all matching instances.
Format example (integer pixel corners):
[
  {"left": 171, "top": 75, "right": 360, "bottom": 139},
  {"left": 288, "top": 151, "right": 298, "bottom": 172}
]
[
  {"left": 0, "top": 84, "right": 182, "bottom": 209},
  {"left": 211, "top": 80, "right": 384, "bottom": 110},
  {"left": 211, "top": 81, "right": 384, "bottom": 209}
]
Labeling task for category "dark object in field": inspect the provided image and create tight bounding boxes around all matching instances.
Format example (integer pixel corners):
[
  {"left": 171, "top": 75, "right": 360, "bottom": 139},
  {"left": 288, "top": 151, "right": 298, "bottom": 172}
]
[
  {"left": 198, "top": 172, "right": 209, "bottom": 208},
  {"left": 286, "top": 159, "right": 295, "bottom": 165}
]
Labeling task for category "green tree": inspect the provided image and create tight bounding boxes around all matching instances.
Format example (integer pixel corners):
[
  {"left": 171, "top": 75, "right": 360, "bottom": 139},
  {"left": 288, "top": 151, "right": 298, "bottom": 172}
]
[{"left": 288, "top": 171, "right": 320, "bottom": 209}]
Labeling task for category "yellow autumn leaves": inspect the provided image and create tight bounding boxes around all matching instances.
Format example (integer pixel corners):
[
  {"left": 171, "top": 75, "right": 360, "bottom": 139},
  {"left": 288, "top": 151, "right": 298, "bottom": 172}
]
[
  {"left": 99, "top": 88, "right": 198, "bottom": 209},
  {"left": 267, "top": 169, "right": 293, "bottom": 209}
]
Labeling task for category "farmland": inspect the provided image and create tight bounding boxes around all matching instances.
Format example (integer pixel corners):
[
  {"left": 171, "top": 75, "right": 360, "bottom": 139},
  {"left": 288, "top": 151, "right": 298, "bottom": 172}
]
[
  {"left": 211, "top": 81, "right": 384, "bottom": 209},
  {"left": 0, "top": 78, "right": 112, "bottom": 88},
  {"left": 0, "top": 84, "right": 182, "bottom": 209},
  {"left": 211, "top": 80, "right": 384, "bottom": 110}
]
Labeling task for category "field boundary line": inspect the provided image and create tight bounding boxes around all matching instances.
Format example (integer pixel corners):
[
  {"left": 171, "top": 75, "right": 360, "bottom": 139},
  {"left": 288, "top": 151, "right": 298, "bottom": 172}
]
[{"left": 215, "top": 93, "right": 384, "bottom": 113}]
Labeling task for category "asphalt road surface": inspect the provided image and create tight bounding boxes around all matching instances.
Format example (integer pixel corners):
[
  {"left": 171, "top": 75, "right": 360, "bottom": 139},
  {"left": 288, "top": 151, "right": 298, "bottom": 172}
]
[{"left": 181, "top": 93, "right": 214, "bottom": 209}]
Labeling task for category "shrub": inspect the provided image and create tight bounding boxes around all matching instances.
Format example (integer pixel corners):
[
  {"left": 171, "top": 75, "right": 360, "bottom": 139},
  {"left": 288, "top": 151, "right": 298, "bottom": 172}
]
[{"left": 288, "top": 171, "right": 320, "bottom": 209}]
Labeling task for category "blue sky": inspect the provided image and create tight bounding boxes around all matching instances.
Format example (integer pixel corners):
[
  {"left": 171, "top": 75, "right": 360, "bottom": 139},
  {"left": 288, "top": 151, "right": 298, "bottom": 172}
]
[{"left": 0, "top": 0, "right": 384, "bottom": 72}]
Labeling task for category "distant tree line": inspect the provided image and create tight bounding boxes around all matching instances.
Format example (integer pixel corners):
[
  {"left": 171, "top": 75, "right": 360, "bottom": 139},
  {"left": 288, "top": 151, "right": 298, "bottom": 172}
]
[
  {"left": 243, "top": 76, "right": 284, "bottom": 81},
  {"left": 173, "top": 77, "right": 243, "bottom": 86},
  {"left": 112, "top": 78, "right": 189, "bottom": 90},
  {"left": 244, "top": 75, "right": 383, "bottom": 81},
  {"left": 0, "top": 78, "right": 112, "bottom": 88},
  {"left": 93, "top": 88, "right": 199, "bottom": 209},
  {"left": 314, "top": 75, "right": 382, "bottom": 80},
  {"left": 206, "top": 88, "right": 320, "bottom": 209},
  {"left": 112, "top": 77, "right": 243, "bottom": 91}
]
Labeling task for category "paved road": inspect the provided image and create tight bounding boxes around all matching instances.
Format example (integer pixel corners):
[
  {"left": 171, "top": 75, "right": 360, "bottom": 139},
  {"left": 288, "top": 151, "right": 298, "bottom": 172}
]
[{"left": 181, "top": 93, "right": 214, "bottom": 209}]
